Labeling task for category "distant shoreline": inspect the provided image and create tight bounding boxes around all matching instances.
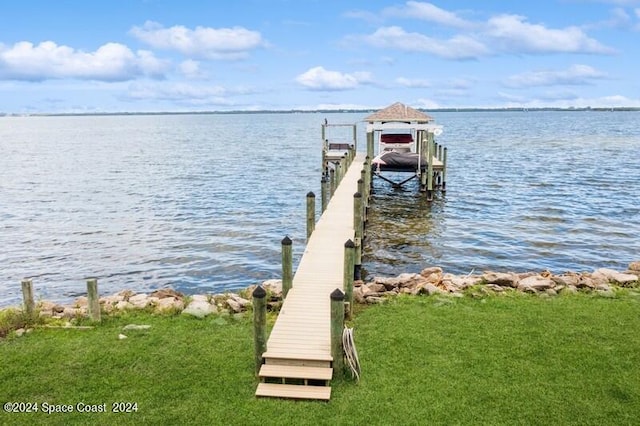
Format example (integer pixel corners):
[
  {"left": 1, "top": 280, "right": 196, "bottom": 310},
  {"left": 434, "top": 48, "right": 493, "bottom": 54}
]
[{"left": 2, "top": 106, "right": 640, "bottom": 118}]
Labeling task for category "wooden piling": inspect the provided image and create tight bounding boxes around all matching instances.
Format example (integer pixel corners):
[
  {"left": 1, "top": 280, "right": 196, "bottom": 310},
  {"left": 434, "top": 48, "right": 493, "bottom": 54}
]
[
  {"left": 329, "top": 168, "right": 336, "bottom": 196},
  {"left": 321, "top": 177, "right": 328, "bottom": 212},
  {"left": 443, "top": 147, "right": 448, "bottom": 193},
  {"left": 419, "top": 133, "right": 428, "bottom": 192},
  {"left": 335, "top": 160, "right": 342, "bottom": 185},
  {"left": 306, "top": 191, "right": 315, "bottom": 241},
  {"left": 427, "top": 132, "right": 434, "bottom": 201},
  {"left": 352, "top": 124, "right": 357, "bottom": 153},
  {"left": 86, "top": 278, "right": 101, "bottom": 322},
  {"left": 21, "top": 279, "right": 35, "bottom": 319},
  {"left": 353, "top": 192, "right": 363, "bottom": 274},
  {"left": 330, "top": 288, "right": 345, "bottom": 378},
  {"left": 343, "top": 240, "right": 355, "bottom": 318},
  {"left": 366, "top": 131, "right": 374, "bottom": 159},
  {"left": 281, "top": 236, "right": 293, "bottom": 298},
  {"left": 364, "top": 155, "right": 372, "bottom": 195},
  {"left": 252, "top": 285, "right": 267, "bottom": 375}
]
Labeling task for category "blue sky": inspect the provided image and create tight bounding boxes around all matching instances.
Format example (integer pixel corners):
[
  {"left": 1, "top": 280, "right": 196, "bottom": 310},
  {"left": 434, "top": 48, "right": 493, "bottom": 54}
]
[{"left": 1, "top": 0, "right": 639, "bottom": 112}]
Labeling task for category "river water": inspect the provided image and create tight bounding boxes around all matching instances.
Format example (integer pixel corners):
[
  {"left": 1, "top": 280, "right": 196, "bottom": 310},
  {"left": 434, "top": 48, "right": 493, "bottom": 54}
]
[{"left": 1, "top": 111, "right": 639, "bottom": 306}]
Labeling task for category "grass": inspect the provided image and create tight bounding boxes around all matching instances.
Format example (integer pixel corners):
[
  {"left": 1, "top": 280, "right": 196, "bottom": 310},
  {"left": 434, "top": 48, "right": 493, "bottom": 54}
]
[{"left": 1, "top": 291, "right": 639, "bottom": 425}]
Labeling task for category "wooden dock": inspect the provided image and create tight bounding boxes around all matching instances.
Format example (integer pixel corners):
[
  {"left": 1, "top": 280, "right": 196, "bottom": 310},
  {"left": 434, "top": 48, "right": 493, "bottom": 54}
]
[{"left": 255, "top": 152, "right": 366, "bottom": 401}]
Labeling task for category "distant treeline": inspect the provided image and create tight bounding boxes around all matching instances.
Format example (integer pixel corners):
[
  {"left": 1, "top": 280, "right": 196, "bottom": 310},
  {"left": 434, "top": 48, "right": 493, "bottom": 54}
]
[{"left": 2, "top": 106, "right": 639, "bottom": 117}]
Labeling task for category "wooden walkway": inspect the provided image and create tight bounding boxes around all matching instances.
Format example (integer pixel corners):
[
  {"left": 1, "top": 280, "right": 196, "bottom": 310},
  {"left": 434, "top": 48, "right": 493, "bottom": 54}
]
[{"left": 256, "top": 152, "right": 365, "bottom": 400}]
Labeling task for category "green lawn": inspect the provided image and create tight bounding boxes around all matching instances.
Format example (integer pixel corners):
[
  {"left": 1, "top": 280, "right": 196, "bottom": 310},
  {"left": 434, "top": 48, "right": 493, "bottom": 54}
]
[{"left": 1, "top": 291, "right": 639, "bottom": 425}]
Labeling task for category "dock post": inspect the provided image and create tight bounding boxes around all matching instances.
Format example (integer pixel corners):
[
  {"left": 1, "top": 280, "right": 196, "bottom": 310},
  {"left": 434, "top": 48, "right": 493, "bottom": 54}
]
[
  {"left": 366, "top": 131, "right": 374, "bottom": 159},
  {"left": 343, "top": 240, "right": 355, "bottom": 318},
  {"left": 21, "top": 278, "right": 35, "bottom": 319},
  {"left": 306, "top": 191, "right": 315, "bottom": 241},
  {"left": 427, "top": 132, "right": 434, "bottom": 201},
  {"left": 419, "top": 133, "right": 427, "bottom": 192},
  {"left": 329, "top": 168, "right": 336, "bottom": 196},
  {"left": 364, "top": 155, "right": 372, "bottom": 195},
  {"left": 360, "top": 170, "right": 367, "bottom": 218},
  {"left": 343, "top": 154, "right": 348, "bottom": 175},
  {"left": 330, "top": 288, "right": 345, "bottom": 378},
  {"left": 252, "top": 285, "right": 267, "bottom": 375},
  {"left": 321, "top": 177, "right": 328, "bottom": 212},
  {"left": 86, "top": 278, "right": 101, "bottom": 322},
  {"left": 281, "top": 236, "right": 293, "bottom": 298},
  {"left": 442, "top": 147, "right": 448, "bottom": 193},
  {"left": 353, "top": 192, "right": 363, "bottom": 280},
  {"left": 352, "top": 124, "right": 357, "bottom": 152}
]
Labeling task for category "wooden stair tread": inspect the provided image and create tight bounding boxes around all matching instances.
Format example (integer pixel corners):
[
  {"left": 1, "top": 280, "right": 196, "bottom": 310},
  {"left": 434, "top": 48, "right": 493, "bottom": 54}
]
[
  {"left": 259, "top": 364, "right": 333, "bottom": 381},
  {"left": 263, "top": 351, "right": 333, "bottom": 361},
  {"left": 255, "top": 383, "right": 331, "bottom": 401}
]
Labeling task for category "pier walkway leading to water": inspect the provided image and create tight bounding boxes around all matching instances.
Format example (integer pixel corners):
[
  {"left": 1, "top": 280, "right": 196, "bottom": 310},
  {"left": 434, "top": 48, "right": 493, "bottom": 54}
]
[{"left": 255, "top": 151, "right": 366, "bottom": 401}]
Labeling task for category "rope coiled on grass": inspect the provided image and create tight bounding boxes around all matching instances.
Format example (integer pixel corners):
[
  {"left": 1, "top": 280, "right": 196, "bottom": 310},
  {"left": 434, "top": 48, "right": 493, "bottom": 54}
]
[{"left": 342, "top": 327, "right": 361, "bottom": 382}]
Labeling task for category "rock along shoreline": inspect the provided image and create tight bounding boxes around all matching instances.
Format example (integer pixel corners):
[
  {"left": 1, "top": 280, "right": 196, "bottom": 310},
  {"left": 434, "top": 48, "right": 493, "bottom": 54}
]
[{"left": 3, "top": 262, "right": 638, "bottom": 328}]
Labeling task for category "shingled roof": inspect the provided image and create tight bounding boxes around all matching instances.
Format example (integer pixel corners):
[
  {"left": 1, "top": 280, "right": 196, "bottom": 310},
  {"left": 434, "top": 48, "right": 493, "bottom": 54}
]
[{"left": 364, "top": 102, "right": 433, "bottom": 123}]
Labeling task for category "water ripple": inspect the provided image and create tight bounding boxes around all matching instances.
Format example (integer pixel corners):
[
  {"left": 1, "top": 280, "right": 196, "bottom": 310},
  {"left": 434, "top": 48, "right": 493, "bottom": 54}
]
[{"left": 1, "top": 111, "right": 640, "bottom": 306}]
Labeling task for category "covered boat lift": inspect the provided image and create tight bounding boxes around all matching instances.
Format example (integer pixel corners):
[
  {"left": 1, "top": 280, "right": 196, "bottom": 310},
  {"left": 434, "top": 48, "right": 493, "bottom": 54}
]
[{"left": 364, "top": 102, "right": 447, "bottom": 200}]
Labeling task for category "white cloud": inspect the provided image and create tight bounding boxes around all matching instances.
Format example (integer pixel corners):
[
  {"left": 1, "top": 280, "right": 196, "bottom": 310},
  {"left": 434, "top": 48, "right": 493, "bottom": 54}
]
[
  {"left": 130, "top": 21, "right": 265, "bottom": 60},
  {"left": 502, "top": 94, "right": 640, "bottom": 109},
  {"left": 126, "top": 82, "right": 256, "bottom": 105},
  {"left": 485, "top": 14, "right": 615, "bottom": 54},
  {"left": 396, "top": 77, "right": 431, "bottom": 88},
  {"left": 361, "top": 26, "right": 489, "bottom": 59},
  {"left": 346, "top": 4, "right": 614, "bottom": 58},
  {"left": 414, "top": 97, "right": 441, "bottom": 109},
  {"left": 178, "top": 59, "right": 205, "bottom": 79},
  {"left": 0, "top": 41, "right": 167, "bottom": 81},
  {"left": 295, "top": 66, "right": 372, "bottom": 91},
  {"left": 384, "top": 1, "right": 472, "bottom": 28},
  {"left": 505, "top": 64, "right": 608, "bottom": 88}
]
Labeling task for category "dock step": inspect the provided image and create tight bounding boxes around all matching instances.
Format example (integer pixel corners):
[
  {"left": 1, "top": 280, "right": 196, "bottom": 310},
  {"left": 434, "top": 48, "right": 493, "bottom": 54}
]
[
  {"left": 259, "top": 364, "right": 333, "bottom": 381},
  {"left": 255, "top": 383, "right": 331, "bottom": 401}
]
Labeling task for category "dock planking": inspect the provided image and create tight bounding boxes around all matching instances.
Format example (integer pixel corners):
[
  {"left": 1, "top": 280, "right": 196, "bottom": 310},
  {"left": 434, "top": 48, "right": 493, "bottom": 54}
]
[{"left": 256, "top": 152, "right": 365, "bottom": 399}]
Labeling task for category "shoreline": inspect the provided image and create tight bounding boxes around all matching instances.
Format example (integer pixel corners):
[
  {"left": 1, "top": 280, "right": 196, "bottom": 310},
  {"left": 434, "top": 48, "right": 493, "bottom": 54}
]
[{"left": 2, "top": 262, "right": 638, "bottom": 338}]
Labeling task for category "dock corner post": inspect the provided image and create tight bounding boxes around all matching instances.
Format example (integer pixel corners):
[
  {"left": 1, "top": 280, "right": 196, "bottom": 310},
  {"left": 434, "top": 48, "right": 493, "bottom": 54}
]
[
  {"left": 252, "top": 285, "right": 267, "bottom": 375},
  {"left": 330, "top": 288, "right": 345, "bottom": 379},
  {"left": 21, "top": 278, "right": 35, "bottom": 319},
  {"left": 426, "top": 131, "right": 434, "bottom": 201},
  {"left": 306, "top": 191, "right": 316, "bottom": 241},
  {"left": 359, "top": 170, "right": 368, "bottom": 213},
  {"left": 364, "top": 156, "right": 373, "bottom": 194},
  {"left": 343, "top": 240, "right": 355, "bottom": 319},
  {"left": 281, "top": 236, "right": 293, "bottom": 298},
  {"left": 442, "top": 147, "right": 448, "bottom": 193},
  {"left": 321, "top": 177, "right": 328, "bottom": 212},
  {"left": 352, "top": 123, "right": 358, "bottom": 153},
  {"left": 353, "top": 192, "right": 363, "bottom": 279},
  {"left": 366, "top": 130, "right": 374, "bottom": 159},
  {"left": 86, "top": 278, "right": 101, "bottom": 322},
  {"left": 329, "top": 168, "right": 336, "bottom": 196}
]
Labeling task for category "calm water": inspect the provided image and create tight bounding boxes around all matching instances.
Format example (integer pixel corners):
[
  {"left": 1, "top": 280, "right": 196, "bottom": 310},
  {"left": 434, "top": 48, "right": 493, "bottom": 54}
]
[{"left": 1, "top": 111, "right": 639, "bottom": 306}]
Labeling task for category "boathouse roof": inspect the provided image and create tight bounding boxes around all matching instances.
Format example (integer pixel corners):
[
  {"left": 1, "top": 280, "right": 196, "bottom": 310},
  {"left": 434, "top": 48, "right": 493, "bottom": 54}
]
[{"left": 364, "top": 102, "right": 433, "bottom": 123}]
